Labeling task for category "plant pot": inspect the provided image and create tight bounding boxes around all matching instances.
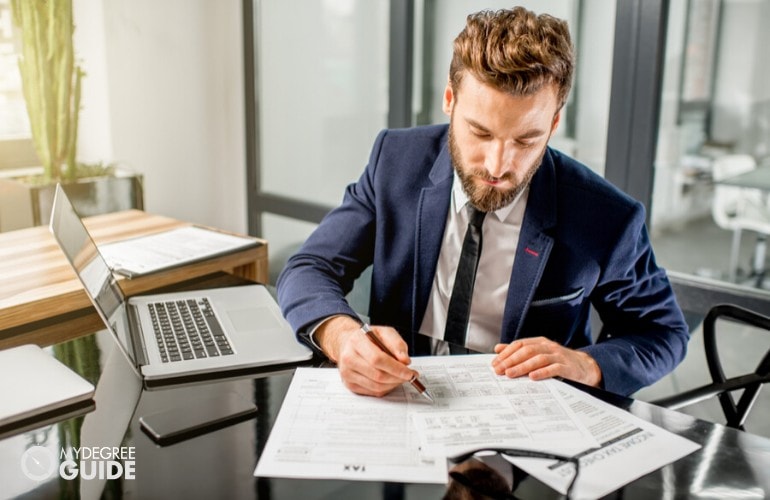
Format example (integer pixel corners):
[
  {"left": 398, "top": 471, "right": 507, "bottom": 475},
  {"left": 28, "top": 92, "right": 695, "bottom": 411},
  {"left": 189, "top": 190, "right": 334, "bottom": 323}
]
[{"left": 0, "top": 169, "right": 144, "bottom": 232}]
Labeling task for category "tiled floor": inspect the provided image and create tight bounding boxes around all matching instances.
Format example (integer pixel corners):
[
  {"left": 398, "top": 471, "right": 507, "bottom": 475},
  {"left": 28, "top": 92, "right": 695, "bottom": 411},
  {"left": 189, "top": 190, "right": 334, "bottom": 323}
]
[{"left": 635, "top": 216, "right": 770, "bottom": 438}]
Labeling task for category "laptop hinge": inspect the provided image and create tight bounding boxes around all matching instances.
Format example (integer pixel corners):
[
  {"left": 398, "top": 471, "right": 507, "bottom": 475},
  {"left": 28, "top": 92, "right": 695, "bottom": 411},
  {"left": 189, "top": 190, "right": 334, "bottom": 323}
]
[{"left": 127, "top": 304, "right": 150, "bottom": 367}]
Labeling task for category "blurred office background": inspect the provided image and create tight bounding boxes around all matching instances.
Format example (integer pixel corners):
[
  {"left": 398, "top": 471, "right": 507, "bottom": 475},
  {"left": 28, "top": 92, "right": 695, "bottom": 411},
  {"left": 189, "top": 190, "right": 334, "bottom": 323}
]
[{"left": 1, "top": 0, "right": 769, "bottom": 434}]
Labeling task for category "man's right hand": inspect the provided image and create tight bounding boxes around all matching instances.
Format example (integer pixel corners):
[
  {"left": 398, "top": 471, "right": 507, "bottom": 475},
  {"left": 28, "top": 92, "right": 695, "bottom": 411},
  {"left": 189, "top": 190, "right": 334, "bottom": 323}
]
[{"left": 315, "top": 316, "right": 417, "bottom": 397}]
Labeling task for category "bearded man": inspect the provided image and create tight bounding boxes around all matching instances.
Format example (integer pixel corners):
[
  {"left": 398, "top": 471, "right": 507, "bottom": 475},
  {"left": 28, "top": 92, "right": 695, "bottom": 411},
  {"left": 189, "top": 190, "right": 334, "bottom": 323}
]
[{"left": 276, "top": 6, "right": 689, "bottom": 398}]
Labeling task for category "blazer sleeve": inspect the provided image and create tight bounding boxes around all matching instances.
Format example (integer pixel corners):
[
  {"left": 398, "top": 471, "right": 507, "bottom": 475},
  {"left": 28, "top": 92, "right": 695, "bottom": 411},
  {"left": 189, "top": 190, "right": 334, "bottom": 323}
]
[
  {"left": 582, "top": 203, "right": 690, "bottom": 396},
  {"left": 276, "top": 130, "right": 387, "bottom": 336}
]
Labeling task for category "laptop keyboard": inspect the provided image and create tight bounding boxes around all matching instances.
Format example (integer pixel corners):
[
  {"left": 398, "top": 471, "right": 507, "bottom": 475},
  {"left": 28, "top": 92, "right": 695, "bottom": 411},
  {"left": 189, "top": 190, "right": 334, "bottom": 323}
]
[{"left": 148, "top": 298, "right": 234, "bottom": 363}]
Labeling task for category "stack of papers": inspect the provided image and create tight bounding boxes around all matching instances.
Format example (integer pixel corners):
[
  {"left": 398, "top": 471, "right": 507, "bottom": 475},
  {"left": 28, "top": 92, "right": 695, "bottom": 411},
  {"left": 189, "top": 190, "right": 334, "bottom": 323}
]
[
  {"left": 254, "top": 355, "right": 701, "bottom": 498},
  {"left": 98, "top": 226, "right": 259, "bottom": 278}
]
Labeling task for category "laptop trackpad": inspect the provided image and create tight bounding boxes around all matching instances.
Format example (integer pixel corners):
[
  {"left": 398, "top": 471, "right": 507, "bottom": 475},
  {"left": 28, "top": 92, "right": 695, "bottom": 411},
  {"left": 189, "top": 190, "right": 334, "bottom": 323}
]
[{"left": 227, "top": 306, "right": 281, "bottom": 332}]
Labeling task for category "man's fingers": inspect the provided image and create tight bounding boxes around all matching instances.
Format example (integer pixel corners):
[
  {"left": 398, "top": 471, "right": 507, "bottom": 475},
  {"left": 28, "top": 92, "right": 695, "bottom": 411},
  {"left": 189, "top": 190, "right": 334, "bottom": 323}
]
[
  {"left": 492, "top": 341, "right": 539, "bottom": 374},
  {"left": 527, "top": 364, "right": 562, "bottom": 381},
  {"left": 494, "top": 340, "right": 602, "bottom": 387},
  {"left": 492, "top": 337, "right": 546, "bottom": 365},
  {"left": 341, "top": 340, "right": 412, "bottom": 383},
  {"left": 356, "top": 331, "right": 415, "bottom": 380},
  {"left": 372, "top": 326, "right": 412, "bottom": 364},
  {"left": 504, "top": 353, "right": 558, "bottom": 378},
  {"left": 334, "top": 329, "right": 416, "bottom": 398},
  {"left": 341, "top": 369, "right": 402, "bottom": 398}
]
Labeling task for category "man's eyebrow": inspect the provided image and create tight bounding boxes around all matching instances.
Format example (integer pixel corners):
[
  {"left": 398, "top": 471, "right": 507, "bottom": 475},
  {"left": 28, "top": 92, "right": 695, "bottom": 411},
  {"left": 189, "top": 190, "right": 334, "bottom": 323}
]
[
  {"left": 466, "top": 118, "right": 491, "bottom": 133},
  {"left": 465, "top": 117, "right": 546, "bottom": 140},
  {"left": 516, "top": 129, "right": 547, "bottom": 140}
]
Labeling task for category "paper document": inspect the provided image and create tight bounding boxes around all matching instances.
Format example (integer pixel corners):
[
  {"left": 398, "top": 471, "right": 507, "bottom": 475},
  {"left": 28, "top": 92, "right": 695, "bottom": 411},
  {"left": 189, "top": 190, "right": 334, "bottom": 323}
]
[
  {"left": 508, "top": 382, "right": 701, "bottom": 498},
  {"left": 407, "top": 356, "right": 596, "bottom": 456},
  {"left": 98, "top": 226, "right": 259, "bottom": 277},
  {"left": 254, "top": 354, "right": 700, "bottom": 496},
  {"left": 254, "top": 367, "right": 445, "bottom": 483}
]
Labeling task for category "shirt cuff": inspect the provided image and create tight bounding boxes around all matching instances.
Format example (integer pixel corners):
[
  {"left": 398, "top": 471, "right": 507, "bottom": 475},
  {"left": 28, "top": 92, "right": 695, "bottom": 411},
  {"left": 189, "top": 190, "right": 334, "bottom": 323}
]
[{"left": 299, "top": 314, "right": 359, "bottom": 359}]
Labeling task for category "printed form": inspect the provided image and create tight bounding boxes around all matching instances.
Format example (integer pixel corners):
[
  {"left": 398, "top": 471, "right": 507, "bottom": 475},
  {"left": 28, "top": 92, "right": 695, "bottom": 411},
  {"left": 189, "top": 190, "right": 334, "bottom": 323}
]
[
  {"left": 98, "top": 226, "right": 258, "bottom": 277},
  {"left": 254, "top": 354, "right": 700, "bottom": 497},
  {"left": 508, "top": 381, "right": 701, "bottom": 498},
  {"left": 255, "top": 355, "right": 597, "bottom": 483}
]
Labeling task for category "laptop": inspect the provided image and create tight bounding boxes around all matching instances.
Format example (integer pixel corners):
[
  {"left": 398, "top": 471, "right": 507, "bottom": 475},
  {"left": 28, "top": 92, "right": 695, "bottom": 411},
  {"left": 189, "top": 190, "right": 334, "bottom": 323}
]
[
  {"left": 49, "top": 184, "right": 312, "bottom": 389},
  {"left": 0, "top": 344, "right": 95, "bottom": 436}
]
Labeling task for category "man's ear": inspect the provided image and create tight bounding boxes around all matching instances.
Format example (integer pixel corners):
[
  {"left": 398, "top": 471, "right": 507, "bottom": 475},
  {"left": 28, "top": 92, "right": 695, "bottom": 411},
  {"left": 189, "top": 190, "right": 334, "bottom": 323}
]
[
  {"left": 550, "top": 110, "right": 562, "bottom": 135},
  {"left": 442, "top": 79, "right": 454, "bottom": 117}
]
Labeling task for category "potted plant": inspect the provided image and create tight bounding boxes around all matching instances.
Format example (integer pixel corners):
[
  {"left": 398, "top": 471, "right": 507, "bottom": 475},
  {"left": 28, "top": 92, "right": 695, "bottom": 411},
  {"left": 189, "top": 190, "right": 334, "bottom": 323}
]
[{"left": 0, "top": 0, "right": 142, "bottom": 232}]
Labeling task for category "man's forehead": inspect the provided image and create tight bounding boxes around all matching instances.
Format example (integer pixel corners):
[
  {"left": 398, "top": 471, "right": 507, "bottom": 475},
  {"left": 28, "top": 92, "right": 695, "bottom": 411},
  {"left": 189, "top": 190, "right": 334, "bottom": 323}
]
[{"left": 453, "top": 80, "right": 559, "bottom": 133}]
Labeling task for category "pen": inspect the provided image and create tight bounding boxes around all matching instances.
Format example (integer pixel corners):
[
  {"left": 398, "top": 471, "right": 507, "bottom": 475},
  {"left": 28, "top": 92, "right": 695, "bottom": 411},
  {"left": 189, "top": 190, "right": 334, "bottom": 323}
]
[{"left": 361, "top": 323, "right": 435, "bottom": 403}]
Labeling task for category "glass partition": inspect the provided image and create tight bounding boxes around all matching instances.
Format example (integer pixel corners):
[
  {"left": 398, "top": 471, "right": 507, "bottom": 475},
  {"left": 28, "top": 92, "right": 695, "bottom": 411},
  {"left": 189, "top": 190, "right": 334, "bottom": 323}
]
[
  {"left": 651, "top": 0, "right": 770, "bottom": 289},
  {"left": 256, "top": 0, "right": 390, "bottom": 208}
]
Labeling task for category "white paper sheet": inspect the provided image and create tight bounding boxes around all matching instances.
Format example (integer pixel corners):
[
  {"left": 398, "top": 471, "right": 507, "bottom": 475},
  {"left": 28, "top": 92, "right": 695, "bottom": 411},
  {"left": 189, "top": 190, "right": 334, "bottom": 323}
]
[
  {"left": 98, "top": 226, "right": 258, "bottom": 277},
  {"left": 254, "top": 367, "right": 446, "bottom": 483},
  {"left": 254, "top": 354, "right": 701, "bottom": 495},
  {"left": 508, "top": 382, "right": 702, "bottom": 499},
  {"left": 408, "top": 356, "right": 597, "bottom": 456}
]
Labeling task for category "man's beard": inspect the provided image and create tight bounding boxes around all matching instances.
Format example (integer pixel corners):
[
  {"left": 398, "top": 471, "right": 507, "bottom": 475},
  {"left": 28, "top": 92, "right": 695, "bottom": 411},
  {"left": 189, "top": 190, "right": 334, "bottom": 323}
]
[{"left": 449, "top": 124, "right": 546, "bottom": 213}]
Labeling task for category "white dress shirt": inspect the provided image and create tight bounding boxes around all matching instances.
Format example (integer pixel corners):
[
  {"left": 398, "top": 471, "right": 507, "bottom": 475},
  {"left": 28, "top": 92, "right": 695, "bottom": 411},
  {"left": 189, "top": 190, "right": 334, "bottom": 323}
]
[{"left": 419, "top": 172, "right": 528, "bottom": 353}]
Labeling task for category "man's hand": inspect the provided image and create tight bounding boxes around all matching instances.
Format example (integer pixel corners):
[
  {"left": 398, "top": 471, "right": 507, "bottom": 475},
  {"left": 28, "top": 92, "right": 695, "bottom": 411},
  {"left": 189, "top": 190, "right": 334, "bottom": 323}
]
[
  {"left": 491, "top": 336, "right": 602, "bottom": 387},
  {"left": 315, "top": 316, "right": 417, "bottom": 397}
]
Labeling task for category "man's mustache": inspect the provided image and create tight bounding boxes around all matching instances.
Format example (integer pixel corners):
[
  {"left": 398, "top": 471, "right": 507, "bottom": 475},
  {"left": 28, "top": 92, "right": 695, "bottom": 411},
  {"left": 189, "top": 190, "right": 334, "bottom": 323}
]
[{"left": 469, "top": 169, "right": 514, "bottom": 183}]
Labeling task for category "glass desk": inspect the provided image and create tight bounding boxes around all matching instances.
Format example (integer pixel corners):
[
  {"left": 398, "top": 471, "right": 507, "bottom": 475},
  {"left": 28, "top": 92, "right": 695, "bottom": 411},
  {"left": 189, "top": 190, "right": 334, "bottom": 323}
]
[
  {"left": 718, "top": 165, "right": 770, "bottom": 191},
  {"left": 2, "top": 330, "right": 770, "bottom": 500}
]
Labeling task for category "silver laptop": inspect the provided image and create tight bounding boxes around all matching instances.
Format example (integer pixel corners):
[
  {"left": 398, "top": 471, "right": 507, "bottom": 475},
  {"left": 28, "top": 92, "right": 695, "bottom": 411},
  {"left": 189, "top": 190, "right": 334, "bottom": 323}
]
[
  {"left": 0, "top": 344, "right": 95, "bottom": 436},
  {"left": 49, "top": 184, "right": 312, "bottom": 389}
]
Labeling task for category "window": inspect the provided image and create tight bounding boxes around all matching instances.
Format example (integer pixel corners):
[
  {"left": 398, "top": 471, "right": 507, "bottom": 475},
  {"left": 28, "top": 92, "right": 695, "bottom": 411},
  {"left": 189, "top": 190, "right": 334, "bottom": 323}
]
[{"left": 0, "top": 0, "right": 37, "bottom": 170}]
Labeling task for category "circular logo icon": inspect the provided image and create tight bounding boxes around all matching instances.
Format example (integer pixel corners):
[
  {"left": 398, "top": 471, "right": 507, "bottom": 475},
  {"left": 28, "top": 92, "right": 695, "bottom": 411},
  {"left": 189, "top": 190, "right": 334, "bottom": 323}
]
[{"left": 20, "top": 446, "right": 57, "bottom": 481}]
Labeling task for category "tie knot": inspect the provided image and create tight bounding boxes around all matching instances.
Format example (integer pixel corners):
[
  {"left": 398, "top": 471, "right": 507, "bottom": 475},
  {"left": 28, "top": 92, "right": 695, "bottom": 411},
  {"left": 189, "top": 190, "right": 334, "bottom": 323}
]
[{"left": 466, "top": 205, "right": 487, "bottom": 229}]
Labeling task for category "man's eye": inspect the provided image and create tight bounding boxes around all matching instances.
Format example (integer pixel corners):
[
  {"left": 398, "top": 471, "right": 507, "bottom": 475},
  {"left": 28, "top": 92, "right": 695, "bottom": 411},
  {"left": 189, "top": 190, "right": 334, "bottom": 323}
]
[
  {"left": 471, "top": 129, "right": 490, "bottom": 138},
  {"left": 517, "top": 141, "right": 536, "bottom": 148}
]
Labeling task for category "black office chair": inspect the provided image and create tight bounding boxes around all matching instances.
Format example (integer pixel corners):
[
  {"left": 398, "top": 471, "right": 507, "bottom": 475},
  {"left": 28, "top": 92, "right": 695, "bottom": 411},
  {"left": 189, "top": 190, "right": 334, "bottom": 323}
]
[{"left": 652, "top": 303, "right": 770, "bottom": 431}]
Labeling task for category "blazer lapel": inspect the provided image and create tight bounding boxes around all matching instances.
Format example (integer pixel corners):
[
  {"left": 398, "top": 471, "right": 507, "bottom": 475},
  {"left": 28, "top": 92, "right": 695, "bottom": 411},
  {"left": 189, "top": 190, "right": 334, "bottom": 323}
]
[
  {"left": 500, "top": 149, "right": 558, "bottom": 343},
  {"left": 412, "top": 143, "right": 453, "bottom": 334}
]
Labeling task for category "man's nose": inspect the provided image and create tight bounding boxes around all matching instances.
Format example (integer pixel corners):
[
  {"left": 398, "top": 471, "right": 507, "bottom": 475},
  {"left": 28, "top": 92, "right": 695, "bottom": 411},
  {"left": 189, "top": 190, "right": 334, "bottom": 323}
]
[{"left": 484, "top": 141, "right": 513, "bottom": 178}]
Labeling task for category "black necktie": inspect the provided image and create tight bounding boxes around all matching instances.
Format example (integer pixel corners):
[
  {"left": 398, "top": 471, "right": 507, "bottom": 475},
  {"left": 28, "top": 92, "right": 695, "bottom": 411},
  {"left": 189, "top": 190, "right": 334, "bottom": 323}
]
[{"left": 444, "top": 204, "right": 486, "bottom": 350}]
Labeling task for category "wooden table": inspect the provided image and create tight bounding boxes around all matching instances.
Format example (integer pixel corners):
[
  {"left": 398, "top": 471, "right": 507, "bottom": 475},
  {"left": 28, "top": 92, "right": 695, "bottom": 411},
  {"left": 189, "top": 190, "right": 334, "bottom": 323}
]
[{"left": 0, "top": 210, "right": 268, "bottom": 349}]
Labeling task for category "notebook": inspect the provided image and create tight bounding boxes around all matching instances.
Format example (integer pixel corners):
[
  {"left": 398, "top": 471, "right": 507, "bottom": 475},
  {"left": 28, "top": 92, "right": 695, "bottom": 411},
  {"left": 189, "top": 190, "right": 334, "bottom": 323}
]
[
  {"left": 0, "top": 344, "right": 95, "bottom": 434},
  {"left": 49, "top": 184, "right": 312, "bottom": 389}
]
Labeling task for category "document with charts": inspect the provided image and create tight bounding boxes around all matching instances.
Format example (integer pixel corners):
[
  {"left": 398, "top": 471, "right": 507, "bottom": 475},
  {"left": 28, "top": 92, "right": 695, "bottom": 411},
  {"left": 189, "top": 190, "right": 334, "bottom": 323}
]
[
  {"left": 254, "top": 355, "right": 598, "bottom": 483},
  {"left": 253, "top": 366, "right": 445, "bottom": 483},
  {"left": 254, "top": 354, "right": 699, "bottom": 495}
]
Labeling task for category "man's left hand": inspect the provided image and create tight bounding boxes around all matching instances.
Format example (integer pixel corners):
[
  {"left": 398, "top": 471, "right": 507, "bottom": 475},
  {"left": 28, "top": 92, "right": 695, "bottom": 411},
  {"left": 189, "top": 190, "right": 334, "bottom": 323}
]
[{"left": 492, "top": 337, "right": 602, "bottom": 387}]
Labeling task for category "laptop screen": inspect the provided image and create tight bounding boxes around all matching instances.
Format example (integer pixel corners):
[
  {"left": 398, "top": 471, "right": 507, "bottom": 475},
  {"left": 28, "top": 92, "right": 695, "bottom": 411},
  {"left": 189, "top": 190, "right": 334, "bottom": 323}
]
[{"left": 49, "top": 185, "right": 136, "bottom": 367}]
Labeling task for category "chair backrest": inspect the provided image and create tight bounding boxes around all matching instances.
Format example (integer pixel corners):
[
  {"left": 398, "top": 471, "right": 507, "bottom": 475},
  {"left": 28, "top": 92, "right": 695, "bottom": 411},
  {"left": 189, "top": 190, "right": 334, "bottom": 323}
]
[
  {"left": 701, "top": 305, "right": 770, "bottom": 429},
  {"left": 653, "top": 300, "right": 770, "bottom": 431},
  {"left": 711, "top": 154, "right": 758, "bottom": 229}
]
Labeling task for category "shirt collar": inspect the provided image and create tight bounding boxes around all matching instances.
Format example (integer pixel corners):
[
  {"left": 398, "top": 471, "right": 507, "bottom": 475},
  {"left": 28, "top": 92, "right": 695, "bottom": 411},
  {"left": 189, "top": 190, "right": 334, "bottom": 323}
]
[{"left": 451, "top": 171, "right": 527, "bottom": 224}]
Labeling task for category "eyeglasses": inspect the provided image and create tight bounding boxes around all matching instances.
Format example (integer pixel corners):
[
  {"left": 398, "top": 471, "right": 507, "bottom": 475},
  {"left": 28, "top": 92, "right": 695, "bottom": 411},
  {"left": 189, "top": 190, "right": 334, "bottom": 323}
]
[{"left": 446, "top": 448, "right": 581, "bottom": 500}]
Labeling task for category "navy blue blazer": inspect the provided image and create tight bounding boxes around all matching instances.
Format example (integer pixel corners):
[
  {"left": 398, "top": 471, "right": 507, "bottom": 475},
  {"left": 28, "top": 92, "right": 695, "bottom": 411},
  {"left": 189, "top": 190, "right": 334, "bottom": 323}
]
[{"left": 277, "top": 124, "right": 689, "bottom": 396}]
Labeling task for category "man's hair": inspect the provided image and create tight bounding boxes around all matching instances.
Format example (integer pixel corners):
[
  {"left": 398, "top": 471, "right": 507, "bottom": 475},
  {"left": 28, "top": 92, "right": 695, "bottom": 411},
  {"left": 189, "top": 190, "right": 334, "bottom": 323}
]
[{"left": 449, "top": 6, "right": 574, "bottom": 109}]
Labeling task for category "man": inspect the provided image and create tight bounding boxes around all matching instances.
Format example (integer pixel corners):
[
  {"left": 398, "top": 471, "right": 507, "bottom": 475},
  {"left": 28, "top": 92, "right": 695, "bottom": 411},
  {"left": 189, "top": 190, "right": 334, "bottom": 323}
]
[{"left": 277, "top": 6, "right": 688, "bottom": 398}]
